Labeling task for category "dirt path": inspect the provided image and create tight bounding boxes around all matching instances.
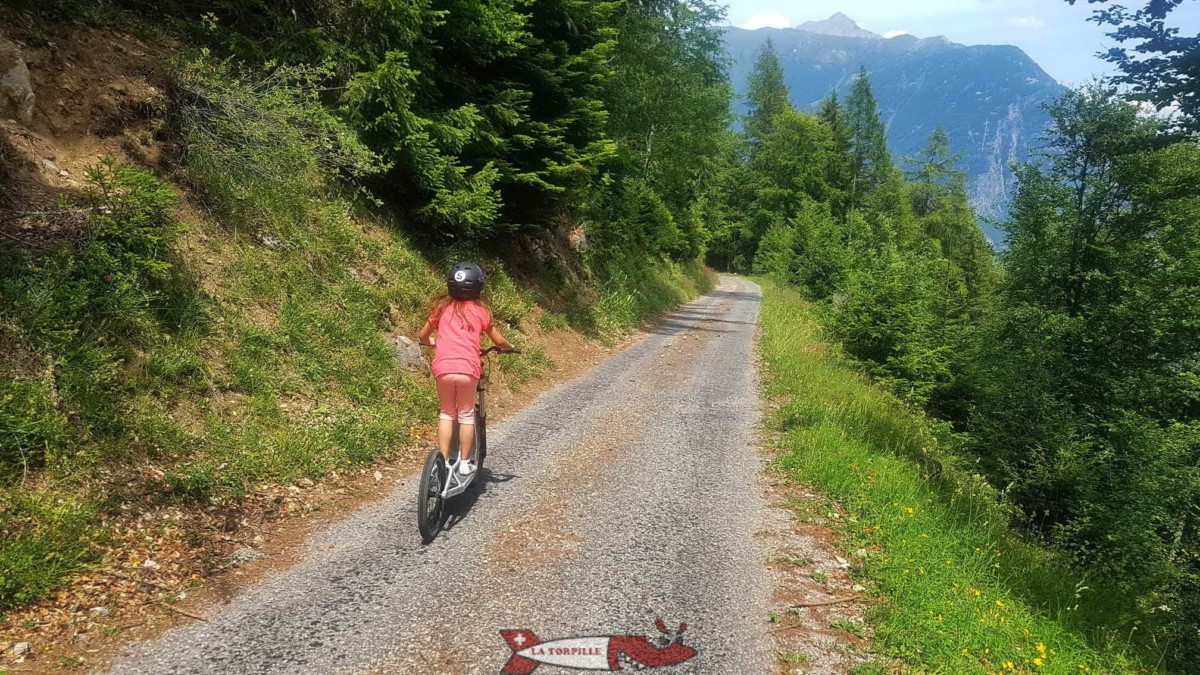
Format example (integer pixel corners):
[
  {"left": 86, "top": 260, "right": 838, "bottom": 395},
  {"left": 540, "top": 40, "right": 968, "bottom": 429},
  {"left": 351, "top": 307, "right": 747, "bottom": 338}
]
[{"left": 102, "top": 278, "right": 863, "bottom": 674}]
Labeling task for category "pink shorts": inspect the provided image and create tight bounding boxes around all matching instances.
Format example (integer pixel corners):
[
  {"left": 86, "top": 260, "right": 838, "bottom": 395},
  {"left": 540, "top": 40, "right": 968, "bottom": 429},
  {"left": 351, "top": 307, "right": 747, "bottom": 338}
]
[{"left": 435, "top": 373, "right": 478, "bottom": 424}]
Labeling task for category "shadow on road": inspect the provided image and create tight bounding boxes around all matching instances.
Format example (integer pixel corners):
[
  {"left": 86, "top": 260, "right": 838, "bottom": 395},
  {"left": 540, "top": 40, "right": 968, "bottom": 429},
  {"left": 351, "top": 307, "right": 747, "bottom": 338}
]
[
  {"left": 650, "top": 292, "right": 759, "bottom": 336},
  {"left": 707, "top": 288, "right": 760, "bottom": 303},
  {"left": 440, "top": 468, "right": 518, "bottom": 535}
]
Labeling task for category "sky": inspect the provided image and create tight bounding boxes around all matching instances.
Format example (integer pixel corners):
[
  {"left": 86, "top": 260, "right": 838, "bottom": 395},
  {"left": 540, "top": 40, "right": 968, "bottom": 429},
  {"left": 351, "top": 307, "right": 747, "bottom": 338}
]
[{"left": 722, "top": 0, "right": 1200, "bottom": 86}]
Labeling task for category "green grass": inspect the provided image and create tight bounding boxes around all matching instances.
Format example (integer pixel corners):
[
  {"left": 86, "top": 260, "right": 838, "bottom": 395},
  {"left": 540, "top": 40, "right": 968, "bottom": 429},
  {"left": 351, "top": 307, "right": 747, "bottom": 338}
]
[
  {"left": 831, "top": 619, "right": 868, "bottom": 639},
  {"left": 757, "top": 279, "right": 1156, "bottom": 674},
  {"left": 0, "top": 493, "right": 97, "bottom": 610},
  {"left": 0, "top": 161, "right": 708, "bottom": 612},
  {"left": 0, "top": 54, "right": 711, "bottom": 612}
]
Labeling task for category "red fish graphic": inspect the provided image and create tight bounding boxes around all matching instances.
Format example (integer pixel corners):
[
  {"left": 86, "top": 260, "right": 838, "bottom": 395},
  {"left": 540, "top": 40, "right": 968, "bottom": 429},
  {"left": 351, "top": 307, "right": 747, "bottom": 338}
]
[{"left": 499, "top": 621, "right": 696, "bottom": 673}]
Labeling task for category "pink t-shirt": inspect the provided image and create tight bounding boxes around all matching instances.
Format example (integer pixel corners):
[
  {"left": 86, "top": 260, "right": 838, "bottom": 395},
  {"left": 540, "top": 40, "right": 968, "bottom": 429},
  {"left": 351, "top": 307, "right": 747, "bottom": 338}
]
[{"left": 430, "top": 301, "right": 493, "bottom": 379}]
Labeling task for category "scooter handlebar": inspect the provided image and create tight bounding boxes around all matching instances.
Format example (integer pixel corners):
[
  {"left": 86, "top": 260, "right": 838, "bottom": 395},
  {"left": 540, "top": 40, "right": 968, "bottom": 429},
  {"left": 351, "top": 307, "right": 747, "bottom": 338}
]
[{"left": 480, "top": 346, "right": 521, "bottom": 356}]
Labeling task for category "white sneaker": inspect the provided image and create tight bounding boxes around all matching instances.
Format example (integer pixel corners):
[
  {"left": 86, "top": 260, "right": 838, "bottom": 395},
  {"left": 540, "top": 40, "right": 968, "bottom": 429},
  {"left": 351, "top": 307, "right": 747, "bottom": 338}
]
[{"left": 458, "top": 460, "right": 476, "bottom": 476}]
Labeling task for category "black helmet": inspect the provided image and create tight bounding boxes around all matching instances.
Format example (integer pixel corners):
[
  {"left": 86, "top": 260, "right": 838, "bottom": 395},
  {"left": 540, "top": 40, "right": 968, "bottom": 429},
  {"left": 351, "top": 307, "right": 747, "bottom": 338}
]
[{"left": 447, "top": 262, "right": 485, "bottom": 300}]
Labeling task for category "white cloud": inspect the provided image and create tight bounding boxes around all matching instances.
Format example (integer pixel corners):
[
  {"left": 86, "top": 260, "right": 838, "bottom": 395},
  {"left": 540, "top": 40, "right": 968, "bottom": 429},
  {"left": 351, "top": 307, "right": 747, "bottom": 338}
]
[
  {"left": 1009, "top": 15, "right": 1046, "bottom": 29},
  {"left": 742, "top": 12, "right": 792, "bottom": 30},
  {"left": 882, "top": 29, "right": 910, "bottom": 38}
]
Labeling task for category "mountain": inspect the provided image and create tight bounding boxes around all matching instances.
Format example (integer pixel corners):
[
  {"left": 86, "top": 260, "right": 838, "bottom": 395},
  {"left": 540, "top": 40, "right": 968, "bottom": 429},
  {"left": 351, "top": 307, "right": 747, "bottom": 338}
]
[
  {"left": 724, "top": 17, "right": 1066, "bottom": 243},
  {"left": 796, "top": 12, "right": 880, "bottom": 39}
]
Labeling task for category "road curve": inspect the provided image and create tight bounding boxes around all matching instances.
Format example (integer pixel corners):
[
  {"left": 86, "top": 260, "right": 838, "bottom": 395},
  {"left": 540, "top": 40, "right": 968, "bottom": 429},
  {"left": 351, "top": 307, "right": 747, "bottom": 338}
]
[{"left": 109, "top": 277, "right": 771, "bottom": 674}]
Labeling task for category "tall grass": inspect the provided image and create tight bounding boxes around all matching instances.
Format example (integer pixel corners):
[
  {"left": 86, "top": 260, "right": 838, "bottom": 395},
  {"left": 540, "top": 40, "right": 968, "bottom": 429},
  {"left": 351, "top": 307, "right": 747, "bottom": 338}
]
[{"left": 758, "top": 279, "right": 1157, "bottom": 674}]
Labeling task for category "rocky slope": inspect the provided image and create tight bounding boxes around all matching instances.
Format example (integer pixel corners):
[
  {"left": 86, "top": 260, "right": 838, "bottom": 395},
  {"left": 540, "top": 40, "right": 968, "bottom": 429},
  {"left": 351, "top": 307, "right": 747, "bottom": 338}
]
[{"left": 724, "top": 16, "right": 1066, "bottom": 243}]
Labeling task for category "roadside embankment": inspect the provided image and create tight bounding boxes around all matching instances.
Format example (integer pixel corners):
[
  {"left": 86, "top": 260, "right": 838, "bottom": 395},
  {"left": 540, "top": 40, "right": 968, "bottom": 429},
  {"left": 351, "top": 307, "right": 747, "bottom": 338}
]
[{"left": 758, "top": 279, "right": 1157, "bottom": 674}]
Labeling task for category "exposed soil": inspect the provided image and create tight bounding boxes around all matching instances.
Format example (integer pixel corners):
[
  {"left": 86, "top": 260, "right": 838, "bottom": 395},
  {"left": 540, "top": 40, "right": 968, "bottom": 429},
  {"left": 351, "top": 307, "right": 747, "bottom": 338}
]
[
  {"left": 752, "top": 330, "right": 873, "bottom": 674},
  {"left": 0, "top": 10, "right": 169, "bottom": 248},
  {"left": 760, "top": 476, "right": 873, "bottom": 674}
]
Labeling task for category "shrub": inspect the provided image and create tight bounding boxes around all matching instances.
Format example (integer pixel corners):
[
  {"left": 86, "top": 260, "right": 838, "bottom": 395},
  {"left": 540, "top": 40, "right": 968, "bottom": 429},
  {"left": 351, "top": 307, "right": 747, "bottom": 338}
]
[
  {"left": 171, "top": 53, "right": 381, "bottom": 235},
  {"left": 826, "top": 249, "right": 952, "bottom": 406}
]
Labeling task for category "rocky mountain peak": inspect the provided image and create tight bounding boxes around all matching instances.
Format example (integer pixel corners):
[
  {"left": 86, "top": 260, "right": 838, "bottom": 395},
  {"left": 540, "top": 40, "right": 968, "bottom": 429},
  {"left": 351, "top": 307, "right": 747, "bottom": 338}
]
[{"left": 796, "top": 13, "right": 880, "bottom": 40}]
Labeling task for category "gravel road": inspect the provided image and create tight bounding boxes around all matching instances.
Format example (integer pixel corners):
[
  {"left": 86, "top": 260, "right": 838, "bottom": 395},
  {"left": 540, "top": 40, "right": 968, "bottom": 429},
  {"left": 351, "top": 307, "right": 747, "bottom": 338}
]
[{"left": 108, "top": 277, "right": 772, "bottom": 675}]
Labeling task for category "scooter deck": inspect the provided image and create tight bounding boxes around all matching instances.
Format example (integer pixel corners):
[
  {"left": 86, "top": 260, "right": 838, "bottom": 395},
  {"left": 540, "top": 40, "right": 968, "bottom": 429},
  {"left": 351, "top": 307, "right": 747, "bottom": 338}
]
[{"left": 440, "top": 458, "right": 476, "bottom": 499}]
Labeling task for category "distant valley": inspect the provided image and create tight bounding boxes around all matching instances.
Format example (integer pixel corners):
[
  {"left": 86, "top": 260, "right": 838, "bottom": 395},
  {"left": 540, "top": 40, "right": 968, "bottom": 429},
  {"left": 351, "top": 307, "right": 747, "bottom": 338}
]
[{"left": 723, "top": 14, "right": 1065, "bottom": 243}]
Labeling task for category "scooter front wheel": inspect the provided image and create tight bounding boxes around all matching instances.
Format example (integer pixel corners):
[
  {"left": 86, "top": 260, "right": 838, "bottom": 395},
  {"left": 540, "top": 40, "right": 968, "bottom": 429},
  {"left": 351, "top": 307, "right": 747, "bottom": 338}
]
[{"left": 417, "top": 449, "right": 446, "bottom": 544}]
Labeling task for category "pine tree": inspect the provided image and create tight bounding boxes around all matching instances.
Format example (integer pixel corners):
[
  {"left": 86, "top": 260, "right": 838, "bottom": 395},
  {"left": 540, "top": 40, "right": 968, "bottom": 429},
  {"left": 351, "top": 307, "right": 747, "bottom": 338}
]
[
  {"left": 906, "top": 124, "right": 965, "bottom": 217},
  {"left": 844, "top": 67, "right": 892, "bottom": 210},
  {"left": 818, "top": 92, "right": 853, "bottom": 216},
  {"left": 744, "top": 39, "right": 793, "bottom": 148}
]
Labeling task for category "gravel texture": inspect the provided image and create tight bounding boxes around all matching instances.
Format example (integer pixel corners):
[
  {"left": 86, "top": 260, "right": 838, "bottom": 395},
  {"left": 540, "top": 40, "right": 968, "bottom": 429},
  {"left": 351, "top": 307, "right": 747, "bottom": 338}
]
[{"left": 107, "top": 277, "right": 771, "bottom": 675}]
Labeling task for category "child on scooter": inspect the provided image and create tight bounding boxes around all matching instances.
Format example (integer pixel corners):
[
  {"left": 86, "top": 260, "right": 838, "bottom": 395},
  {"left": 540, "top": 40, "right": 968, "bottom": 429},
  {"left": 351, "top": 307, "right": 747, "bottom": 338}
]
[{"left": 418, "top": 262, "right": 514, "bottom": 475}]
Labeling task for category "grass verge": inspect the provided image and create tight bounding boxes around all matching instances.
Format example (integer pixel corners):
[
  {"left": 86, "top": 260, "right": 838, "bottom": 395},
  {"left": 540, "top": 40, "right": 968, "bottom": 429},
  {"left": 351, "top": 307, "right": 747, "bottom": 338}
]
[{"left": 757, "top": 279, "right": 1157, "bottom": 674}]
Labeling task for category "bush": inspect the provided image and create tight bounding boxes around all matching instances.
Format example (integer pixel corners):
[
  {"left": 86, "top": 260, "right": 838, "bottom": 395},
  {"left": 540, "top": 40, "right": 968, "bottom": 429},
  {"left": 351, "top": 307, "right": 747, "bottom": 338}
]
[
  {"left": 171, "top": 53, "right": 381, "bottom": 235},
  {"left": 752, "top": 201, "right": 854, "bottom": 299},
  {"left": 826, "top": 248, "right": 952, "bottom": 406}
]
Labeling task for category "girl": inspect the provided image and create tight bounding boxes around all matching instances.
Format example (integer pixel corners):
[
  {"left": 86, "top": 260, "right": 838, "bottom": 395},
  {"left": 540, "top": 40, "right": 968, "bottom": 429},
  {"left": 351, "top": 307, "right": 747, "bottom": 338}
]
[{"left": 419, "top": 262, "right": 513, "bottom": 476}]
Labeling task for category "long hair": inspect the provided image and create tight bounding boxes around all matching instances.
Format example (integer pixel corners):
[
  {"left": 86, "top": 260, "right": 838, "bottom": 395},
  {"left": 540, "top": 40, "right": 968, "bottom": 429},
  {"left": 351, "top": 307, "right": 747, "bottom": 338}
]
[{"left": 428, "top": 294, "right": 491, "bottom": 333}]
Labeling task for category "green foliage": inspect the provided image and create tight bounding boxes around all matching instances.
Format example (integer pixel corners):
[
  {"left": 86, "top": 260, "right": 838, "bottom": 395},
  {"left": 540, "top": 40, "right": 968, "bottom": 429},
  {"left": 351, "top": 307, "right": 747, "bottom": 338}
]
[
  {"left": 727, "top": 63, "right": 1199, "bottom": 663},
  {"left": 0, "top": 375, "right": 67, "bottom": 479},
  {"left": 585, "top": 255, "right": 712, "bottom": 335},
  {"left": 336, "top": 0, "right": 623, "bottom": 238},
  {"left": 721, "top": 52, "right": 1200, "bottom": 666},
  {"left": 603, "top": 0, "right": 732, "bottom": 256},
  {"left": 906, "top": 124, "right": 963, "bottom": 218},
  {"left": 0, "top": 494, "right": 97, "bottom": 609},
  {"left": 826, "top": 248, "right": 954, "bottom": 406},
  {"left": 0, "top": 160, "right": 198, "bottom": 480},
  {"left": 744, "top": 38, "right": 793, "bottom": 147},
  {"left": 172, "top": 53, "right": 381, "bottom": 235},
  {"left": 1067, "top": 0, "right": 1200, "bottom": 130},
  {"left": 970, "top": 88, "right": 1200, "bottom": 662},
  {"left": 723, "top": 69, "right": 994, "bottom": 418},
  {"left": 760, "top": 280, "right": 1155, "bottom": 673},
  {"left": 746, "top": 109, "right": 839, "bottom": 232},
  {"left": 844, "top": 68, "right": 894, "bottom": 212},
  {"left": 817, "top": 92, "right": 853, "bottom": 217},
  {"left": 752, "top": 201, "right": 854, "bottom": 299}
]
